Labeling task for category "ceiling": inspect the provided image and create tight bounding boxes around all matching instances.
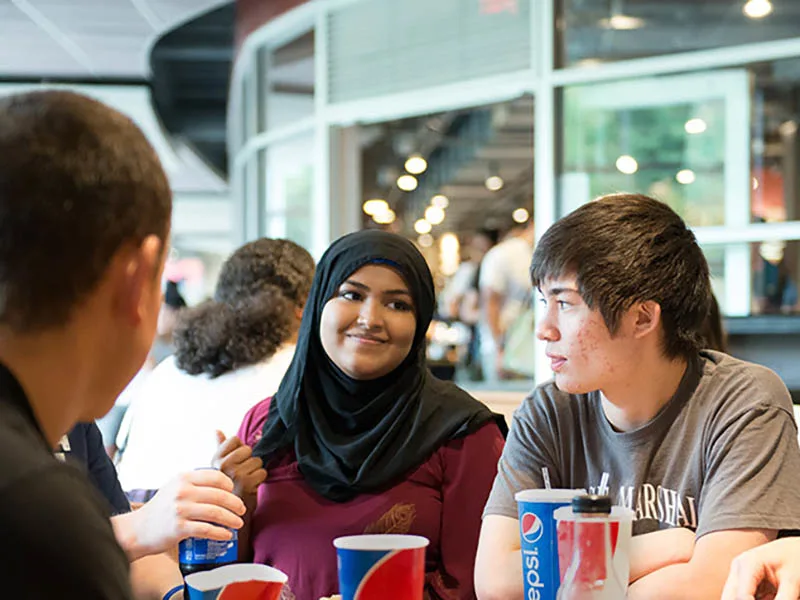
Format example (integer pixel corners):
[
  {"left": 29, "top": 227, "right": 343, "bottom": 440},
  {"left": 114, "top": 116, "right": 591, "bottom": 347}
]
[
  {"left": 150, "top": 2, "right": 234, "bottom": 174},
  {"left": 0, "top": 0, "right": 229, "bottom": 79},
  {"left": 0, "top": 0, "right": 234, "bottom": 186}
]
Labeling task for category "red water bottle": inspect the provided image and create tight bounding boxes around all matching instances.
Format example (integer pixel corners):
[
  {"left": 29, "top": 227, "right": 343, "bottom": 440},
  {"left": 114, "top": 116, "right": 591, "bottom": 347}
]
[{"left": 556, "top": 495, "right": 626, "bottom": 600}]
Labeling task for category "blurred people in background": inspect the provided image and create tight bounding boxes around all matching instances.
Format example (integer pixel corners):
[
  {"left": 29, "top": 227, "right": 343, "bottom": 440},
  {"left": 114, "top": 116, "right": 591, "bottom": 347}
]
[
  {"left": 441, "top": 228, "right": 499, "bottom": 322},
  {"left": 62, "top": 422, "right": 244, "bottom": 599},
  {"left": 439, "top": 228, "right": 500, "bottom": 380},
  {"left": 479, "top": 216, "right": 535, "bottom": 381},
  {"left": 218, "top": 230, "right": 506, "bottom": 600},
  {"left": 97, "top": 280, "right": 187, "bottom": 457},
  {"left": 152, "top": 280, "right": 187, "bottom": 365},
  {"left": 116, "top": 238, "right": 315, "bottom": 501}
]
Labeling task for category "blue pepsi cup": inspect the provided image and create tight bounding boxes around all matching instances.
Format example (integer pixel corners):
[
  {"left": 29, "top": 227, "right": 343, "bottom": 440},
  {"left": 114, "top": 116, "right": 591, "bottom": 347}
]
[
  {"left": 515, "top": 489, "right": 583, "bottom": 600},
  {"left": 333, "top": 534, "right": 429, "bottom": 600}
]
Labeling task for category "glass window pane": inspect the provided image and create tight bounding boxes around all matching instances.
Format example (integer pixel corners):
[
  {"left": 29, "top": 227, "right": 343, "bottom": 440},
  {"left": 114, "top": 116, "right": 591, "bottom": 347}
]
[
  {"left": 560, "top": 83, "right": 726, "bottom": 226},
  {"left": 560, "top": 0, "right": 800, "bottom": 67},
  {"left": 704, "top": 241, "right": 800, "bottom": 317},
  {"left": 258, "top": 31, "right": 315, "bottom": 133},
  {"left": 558, "top": 59, "right": 800, "bottom": 228},
  {"left": 264, "top": 215, "right": 313, "bottom": 249},
  {"left": 262, "top": 132, "right": 315, "bottom": 248}
]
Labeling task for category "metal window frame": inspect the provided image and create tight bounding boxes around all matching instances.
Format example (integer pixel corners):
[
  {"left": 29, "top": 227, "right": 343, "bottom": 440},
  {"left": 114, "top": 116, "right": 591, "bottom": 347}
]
[{"left": 228, "top": 0, "right": 800, "bottom": 384}]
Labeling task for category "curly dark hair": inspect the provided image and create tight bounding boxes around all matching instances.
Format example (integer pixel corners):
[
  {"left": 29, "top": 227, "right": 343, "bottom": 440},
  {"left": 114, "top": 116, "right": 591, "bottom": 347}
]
[{"left": 174, "top": 239, "right": 315, "bottom": 378}]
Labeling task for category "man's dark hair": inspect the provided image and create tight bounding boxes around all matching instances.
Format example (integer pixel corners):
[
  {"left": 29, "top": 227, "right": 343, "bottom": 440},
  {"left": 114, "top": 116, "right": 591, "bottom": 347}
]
[
  {"left": 174, "top": 238, "right": 315, "bottom": 378},
  {"left": 531, "top": 193, "right": 711, "bottom": 359},
  {"left": 0, "top": 90, "right": 172, "bottom": 331}
]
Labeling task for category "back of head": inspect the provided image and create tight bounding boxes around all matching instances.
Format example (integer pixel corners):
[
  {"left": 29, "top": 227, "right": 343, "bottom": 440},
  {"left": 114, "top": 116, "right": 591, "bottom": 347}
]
[
  {"left": 174, "top": 238, "right": 315, "bottom": 377},
  {"left": 531, "top": 193, "right": 711, "bottom": 359},
  {"left": 0, "top": 90, "right": 172, "bottom": 331}
]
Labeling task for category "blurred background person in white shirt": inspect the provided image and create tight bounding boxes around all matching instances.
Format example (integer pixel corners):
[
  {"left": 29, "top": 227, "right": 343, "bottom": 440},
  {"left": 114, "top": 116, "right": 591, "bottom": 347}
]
[
  {"left": 115, "top": 238, "right": 314, "bottom": 501},
  {"left": 478, "top": 217, "right": 535, "bottom": 381}
]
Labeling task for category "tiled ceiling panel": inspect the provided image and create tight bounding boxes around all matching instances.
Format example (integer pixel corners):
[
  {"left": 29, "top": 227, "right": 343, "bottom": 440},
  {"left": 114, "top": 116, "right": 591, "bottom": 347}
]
[{"left": 0, "top": 0, "right": 229, "bottom": 78}]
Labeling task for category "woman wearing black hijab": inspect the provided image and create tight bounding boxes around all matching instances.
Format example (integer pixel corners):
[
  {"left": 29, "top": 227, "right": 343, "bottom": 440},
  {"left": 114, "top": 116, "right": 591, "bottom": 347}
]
[{"left": 218, "top": 230, "right": 507, "bottom": 600}]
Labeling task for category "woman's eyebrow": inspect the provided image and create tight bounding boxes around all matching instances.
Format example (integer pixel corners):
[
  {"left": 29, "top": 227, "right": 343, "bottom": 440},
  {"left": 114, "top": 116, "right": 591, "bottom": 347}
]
[{"left": 342, "top": 280, "right": 411, "bottom": 297}]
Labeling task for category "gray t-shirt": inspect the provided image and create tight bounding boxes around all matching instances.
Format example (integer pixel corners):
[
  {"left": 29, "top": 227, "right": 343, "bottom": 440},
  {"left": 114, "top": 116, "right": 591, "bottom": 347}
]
[{"left": 484, "top": 351, "right": 800, "bottom": 538}]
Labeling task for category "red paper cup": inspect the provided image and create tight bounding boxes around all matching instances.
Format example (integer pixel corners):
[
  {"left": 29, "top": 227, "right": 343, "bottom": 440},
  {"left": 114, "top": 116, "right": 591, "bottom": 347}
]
[
  {"left": 334, "top": 534, "right": 429, "bottom": 600},
  {"left": 184, "top": 563, "right": 287, "bottom": 600}
]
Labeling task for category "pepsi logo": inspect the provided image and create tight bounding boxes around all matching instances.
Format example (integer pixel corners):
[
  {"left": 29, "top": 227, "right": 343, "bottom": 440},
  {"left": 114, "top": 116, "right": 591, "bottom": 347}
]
[{"left": 521, "top": 512, "right": 544, "bottom": 544}]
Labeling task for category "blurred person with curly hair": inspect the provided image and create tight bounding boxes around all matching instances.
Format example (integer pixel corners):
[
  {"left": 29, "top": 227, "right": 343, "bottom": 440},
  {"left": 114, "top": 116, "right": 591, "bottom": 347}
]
[{"left": 115, "top": 238, "right": 315, "bottom": 501}]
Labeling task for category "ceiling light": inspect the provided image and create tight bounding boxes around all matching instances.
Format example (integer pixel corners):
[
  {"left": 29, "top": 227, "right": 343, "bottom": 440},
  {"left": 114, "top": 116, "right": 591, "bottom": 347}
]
[
  {"left": 684, "top": 118, "right": 707, "bottom": 135},
  {"left": 425, "top": 205, "right": 445, "bottom": 225},
  {"left": 431, "top": 194, "right": 449, "bottom": 209},
  {"left": 373, "top": 208, "right": 396, "bottom": 225},
  {"left": 404, "top": 154, "right": 427, "bottom": 175},
  {"left": 752, "top": 177, "right": 760, "bottom": 190},
  {"left": 615, "top": 155, "right": 638, "bottom": 174},
  {"left": 417, "top": 234, "right": 434, "bottom": 248},
  {"left": 485, "top": 175, "right": 504, "bottom": 191},
  {"left": 397, "top": 174, "right": 418, "bottom": 192},
  {"left": 743, "top": 0, "right": 773, "bottom": 19},
  {"left": 363, "top": 199, "right": 388, "bottom": 215},
  {"left": 600, "top": 14, "right": 645, "bottom": 30},
  {"left": 676, "top": 169, "right": 696, "bottom": 185},
  {"left": 512, "top": 208, "right": 530, "bottom": 223},
  {"left": 414, "top": 219, "right": 432, "bottom": 234},
  {"left": 439, "top": 233, "right": 460, "bottom": 277}
]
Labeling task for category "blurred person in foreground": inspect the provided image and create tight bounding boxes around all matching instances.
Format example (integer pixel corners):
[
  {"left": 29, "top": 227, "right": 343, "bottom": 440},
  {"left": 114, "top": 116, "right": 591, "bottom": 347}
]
[
  {"left": 116, "top": 238, "right": 314, "bottom": 501},
  {"left": 474, "top": 193, "right": 800, "bottom": 600},
  {"left": 0, "top": 90, "right": 243, "bottom": 598},
  {"left": 722, "top": 537, "right": 800, "bottom": 600},
  {"left": 61, "top": 422, "right": 244, "bottom": 600},
  {"left": 217, "top": 230, "right": 507, "bottom": 599}
]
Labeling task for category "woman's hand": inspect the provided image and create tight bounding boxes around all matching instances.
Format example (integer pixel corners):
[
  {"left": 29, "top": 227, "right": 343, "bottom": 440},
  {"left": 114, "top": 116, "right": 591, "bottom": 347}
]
[{"left": 212, "top": 431, "right": 267, "bottom": 498}]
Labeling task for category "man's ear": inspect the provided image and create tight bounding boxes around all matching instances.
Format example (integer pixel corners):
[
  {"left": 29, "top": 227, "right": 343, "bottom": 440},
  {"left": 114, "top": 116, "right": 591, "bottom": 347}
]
[
  {"left": 114, "top": 235, "right": 164, "bottom": 326},
  {"left": 630, "top": 300, "right": 662, "bottom": 340}
]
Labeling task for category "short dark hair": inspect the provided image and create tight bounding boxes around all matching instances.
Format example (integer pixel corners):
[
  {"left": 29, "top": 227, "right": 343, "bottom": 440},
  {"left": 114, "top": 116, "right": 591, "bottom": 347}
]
[
  {"left": 531, "top": 193, "right": 711, "bottom": 359},
  {"left": 174, "top": 238, "right": 315, "bottom": 378},
  {"left": 0, "top": 90, "right": 172, "bottom": 331}
]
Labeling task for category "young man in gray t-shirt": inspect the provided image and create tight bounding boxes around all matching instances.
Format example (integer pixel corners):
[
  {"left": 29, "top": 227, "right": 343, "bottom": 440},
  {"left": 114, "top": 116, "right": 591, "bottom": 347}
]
[{"left": 475, "top": 193, "right": 800, "bottom": 600}]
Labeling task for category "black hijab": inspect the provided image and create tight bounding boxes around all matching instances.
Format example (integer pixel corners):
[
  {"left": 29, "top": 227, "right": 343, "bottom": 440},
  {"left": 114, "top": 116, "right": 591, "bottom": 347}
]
[{"left": 253, "top": 230, "right": 506, "bottom": 502}]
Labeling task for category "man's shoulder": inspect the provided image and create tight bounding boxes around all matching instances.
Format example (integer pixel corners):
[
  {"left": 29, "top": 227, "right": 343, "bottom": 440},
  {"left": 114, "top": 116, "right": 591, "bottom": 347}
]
[
  {"left": 695, "top": 350, "right": 792, "bottom": 412},
  {"left": 514, "top": 380, "right": 592, "bottom": 425},
  {"left": 0, "top": 461, "right": 132, "bottom": 598},
  {"left": 0, "top": 408, "right": 54, "bottom": 489}
]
